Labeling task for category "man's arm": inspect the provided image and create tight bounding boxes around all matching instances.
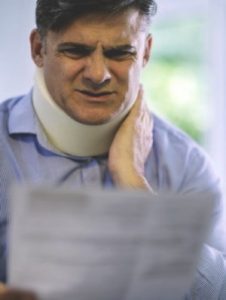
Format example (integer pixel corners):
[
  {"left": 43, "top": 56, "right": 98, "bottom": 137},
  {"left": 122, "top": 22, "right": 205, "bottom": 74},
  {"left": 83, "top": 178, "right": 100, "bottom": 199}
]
[{"left": 108, "top": 88, "right": 226, "bottom": 299}]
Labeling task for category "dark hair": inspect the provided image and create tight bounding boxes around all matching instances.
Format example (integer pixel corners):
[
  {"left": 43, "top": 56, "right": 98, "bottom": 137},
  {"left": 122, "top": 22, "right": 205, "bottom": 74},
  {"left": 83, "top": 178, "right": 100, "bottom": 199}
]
[{"left": 36, "top": 0, "right": 157, "bottom": 38}]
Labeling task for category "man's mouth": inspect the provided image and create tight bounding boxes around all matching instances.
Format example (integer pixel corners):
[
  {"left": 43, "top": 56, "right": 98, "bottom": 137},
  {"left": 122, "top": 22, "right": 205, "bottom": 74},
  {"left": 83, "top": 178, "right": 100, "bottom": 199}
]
[
  {"left": 77, "top": 90, "right": 114, "bottom": 97},
  {"left": 75, "top": 89, "right": 115, "bottom": 102}
]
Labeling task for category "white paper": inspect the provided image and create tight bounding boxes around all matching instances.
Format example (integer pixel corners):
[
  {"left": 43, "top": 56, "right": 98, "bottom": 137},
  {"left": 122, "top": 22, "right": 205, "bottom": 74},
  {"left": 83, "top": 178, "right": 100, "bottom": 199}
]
[{"left": 8, "top": 186, "right": 213, "bottom": 300}]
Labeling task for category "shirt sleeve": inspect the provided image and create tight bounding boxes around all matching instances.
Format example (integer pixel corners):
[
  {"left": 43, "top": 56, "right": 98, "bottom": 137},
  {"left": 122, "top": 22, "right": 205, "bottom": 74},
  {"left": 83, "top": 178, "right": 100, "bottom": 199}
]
[
  {"left": 181, "top": 147, "right": 226, "bottom": 299},
  {"left": 185, "top": 246, "right": 226, "bottom": 300}
]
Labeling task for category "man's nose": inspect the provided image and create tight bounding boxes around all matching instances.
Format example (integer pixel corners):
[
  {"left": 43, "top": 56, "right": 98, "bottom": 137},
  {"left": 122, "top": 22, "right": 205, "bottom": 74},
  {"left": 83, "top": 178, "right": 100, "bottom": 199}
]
[{"left": 83, "top": 50, "right": 111, "bottom": 88}]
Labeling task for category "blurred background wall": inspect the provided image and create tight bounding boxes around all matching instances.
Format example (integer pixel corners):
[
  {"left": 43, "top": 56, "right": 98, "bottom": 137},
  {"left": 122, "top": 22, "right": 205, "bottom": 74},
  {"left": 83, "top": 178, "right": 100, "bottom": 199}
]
[
  {"left": 1, "top": 0, "right": 226, "bottom": 202},
  {"left": 0, "top": 0, "right": 35, "bottom": 100}
]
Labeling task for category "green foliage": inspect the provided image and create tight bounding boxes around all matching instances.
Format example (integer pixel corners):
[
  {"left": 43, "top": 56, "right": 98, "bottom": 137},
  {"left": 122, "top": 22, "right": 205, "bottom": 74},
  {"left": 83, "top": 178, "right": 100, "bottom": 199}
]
[{"left": 141, "top": 18, "right": 208, "bottom": 144}]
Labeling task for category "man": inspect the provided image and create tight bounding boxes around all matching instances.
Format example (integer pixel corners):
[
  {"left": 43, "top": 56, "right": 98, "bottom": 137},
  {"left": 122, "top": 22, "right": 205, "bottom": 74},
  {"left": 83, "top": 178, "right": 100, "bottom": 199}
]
[{"left": 0, "top": 0, "right": 225, "bottom": 299}]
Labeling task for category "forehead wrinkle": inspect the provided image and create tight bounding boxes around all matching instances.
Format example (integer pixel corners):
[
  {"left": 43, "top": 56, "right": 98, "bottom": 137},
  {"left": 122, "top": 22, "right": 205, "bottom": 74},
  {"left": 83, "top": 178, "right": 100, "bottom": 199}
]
[
  {"left": 46, "top": 8, "right": 147, "bottom": 53},
  {"left": 55, "top": 33, "right": 138, "bottom": 51}
]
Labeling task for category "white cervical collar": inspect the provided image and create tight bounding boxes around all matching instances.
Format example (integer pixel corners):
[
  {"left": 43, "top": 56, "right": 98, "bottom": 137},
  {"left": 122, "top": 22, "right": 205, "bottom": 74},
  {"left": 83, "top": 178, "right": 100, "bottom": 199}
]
[{"left": 32, "top": 68, "right": 135, "bottom": 157}]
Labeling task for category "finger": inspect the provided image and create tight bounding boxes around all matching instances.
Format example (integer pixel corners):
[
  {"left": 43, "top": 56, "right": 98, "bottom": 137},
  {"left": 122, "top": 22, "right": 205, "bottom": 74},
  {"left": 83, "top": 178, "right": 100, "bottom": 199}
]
[
  {"left": 136, "top": 85, "right": 144, "bottom": 106},
  {"left": 0, "top": 283, "right": 6, "bottom": 293},
  {"left": 136, "top": 87, "right": 150, "bottom": 113},
  {"left": 0, "top": 289, "right": 37, "bottom": 300},
  {"left": 129, "top": 87, "right": 144, "bottom": 117}
]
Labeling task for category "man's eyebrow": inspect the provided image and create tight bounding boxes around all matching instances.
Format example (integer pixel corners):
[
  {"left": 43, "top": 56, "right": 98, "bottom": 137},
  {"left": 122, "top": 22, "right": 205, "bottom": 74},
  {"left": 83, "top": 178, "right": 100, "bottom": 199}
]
[
  {"left": 57, "top": 43, "right": 135, "bottom": 51},
  {"left": 56, "top": 42, "right": 95, "bottom": 52},
  {"left": 103, "top": 44, "right": 136, "bottom": 52}
]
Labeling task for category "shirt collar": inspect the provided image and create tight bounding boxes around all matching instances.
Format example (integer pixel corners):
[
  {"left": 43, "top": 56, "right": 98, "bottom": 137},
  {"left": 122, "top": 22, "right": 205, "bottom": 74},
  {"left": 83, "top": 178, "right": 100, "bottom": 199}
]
[
  {"left": 7, "top": 90, "right": 62, "bottom": 156},
  {"left": 8, "top": 90, "right": 37, "bottom": 135},
  {"left": 7, "top": 90, "right": 107, "bottom": 161}
]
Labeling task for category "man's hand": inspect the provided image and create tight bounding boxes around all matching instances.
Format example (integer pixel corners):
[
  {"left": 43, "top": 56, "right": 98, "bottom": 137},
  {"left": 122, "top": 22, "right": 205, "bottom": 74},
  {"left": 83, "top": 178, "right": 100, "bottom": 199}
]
[
  {"left": 108, "top": 87, "right": 154, "bottom": 191},
  {"left": 0, "top": 284, "right": 36, "bottom": 300}
]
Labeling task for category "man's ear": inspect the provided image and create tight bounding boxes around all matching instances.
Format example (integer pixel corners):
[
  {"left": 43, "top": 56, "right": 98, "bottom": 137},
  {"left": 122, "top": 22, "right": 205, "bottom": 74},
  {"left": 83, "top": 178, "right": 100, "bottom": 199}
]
[
  {"left": 143, "top": 34, "right": 152, "bottom": 67},
  {"left": 30, "top": 29, "right": 45, "bottom": 67}
]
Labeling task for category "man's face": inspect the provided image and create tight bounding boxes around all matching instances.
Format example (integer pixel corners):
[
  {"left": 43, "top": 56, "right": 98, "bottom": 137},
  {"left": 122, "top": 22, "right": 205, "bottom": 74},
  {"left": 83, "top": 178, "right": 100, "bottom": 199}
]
[{"left": 31, "top": 9, "right": 152, "bottom": 125}]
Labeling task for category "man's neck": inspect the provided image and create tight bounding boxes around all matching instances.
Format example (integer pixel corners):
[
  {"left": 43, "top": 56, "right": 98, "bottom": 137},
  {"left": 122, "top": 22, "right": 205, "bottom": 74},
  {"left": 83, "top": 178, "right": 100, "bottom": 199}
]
[{"left": 32, "top": 68, "right": 135, "bottom": 157}]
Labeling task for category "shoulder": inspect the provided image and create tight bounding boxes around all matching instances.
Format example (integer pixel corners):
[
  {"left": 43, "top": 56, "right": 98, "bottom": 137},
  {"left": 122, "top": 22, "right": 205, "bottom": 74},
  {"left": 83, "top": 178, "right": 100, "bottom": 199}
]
[
  {"left": 0, "top": 93, "right": 32, "bottom": 134},
  {"left": 153, "top": 113, "right": 201, "bottom": 156},
  {"left": 150, "top": 113, "right": 220, "bottom": 193},
  {"left": 0, "top": 94, "right": 27, "bottom": 124},
  {"left": 150, "top": 114, "right": 225, "bottom": 250},
  {"left": 0, "top": 95, "right": 25, "bottom": 112}
]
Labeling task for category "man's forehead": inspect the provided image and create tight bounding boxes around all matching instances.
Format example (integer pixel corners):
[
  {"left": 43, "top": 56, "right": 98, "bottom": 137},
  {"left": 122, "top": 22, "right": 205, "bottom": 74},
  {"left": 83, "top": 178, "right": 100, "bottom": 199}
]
[
  {"left": 47, "top": 9, "right": 147, "bottom": 46},
  {"left": 65, "top": 7, "right": 144, "bottom": 28}
]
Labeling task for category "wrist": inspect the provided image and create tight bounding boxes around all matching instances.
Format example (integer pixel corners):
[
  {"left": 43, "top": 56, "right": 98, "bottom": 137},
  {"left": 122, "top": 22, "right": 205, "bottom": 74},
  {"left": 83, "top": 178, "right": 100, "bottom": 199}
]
[{"left": 109, "top": 164, "right": 154, "bottom": 192}]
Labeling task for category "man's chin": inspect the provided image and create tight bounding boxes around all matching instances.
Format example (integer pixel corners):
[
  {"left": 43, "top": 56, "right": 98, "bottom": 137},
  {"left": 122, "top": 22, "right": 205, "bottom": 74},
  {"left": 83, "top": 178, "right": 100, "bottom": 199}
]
[
  {"left": 65, "top": 105, "right": 123, "bottom": 125},
  {"left": 79, "top": 119, "right": 110, "bottom": 126},
  {"left": 69, "top": 114, "right": 114, "bottom": 126}
]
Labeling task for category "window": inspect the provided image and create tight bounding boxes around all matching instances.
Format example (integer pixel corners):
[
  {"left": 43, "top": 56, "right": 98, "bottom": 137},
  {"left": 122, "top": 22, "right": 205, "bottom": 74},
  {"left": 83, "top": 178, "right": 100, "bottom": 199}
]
[
  {"left": 142, "top": 16, "right": 208, "bottom": 144},
  {"left": 142, "top": 0, "right": 226, "bottom": 199}
]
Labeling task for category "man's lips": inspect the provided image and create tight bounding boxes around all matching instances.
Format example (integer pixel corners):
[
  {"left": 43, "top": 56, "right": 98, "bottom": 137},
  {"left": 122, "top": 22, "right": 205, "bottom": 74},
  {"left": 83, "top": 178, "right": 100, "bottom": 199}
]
[
  {"left": 75, "top": 89, "right": 115, "bottom": 102},
  {"left": 76, "top": 89, "right": 114, "bottom": 97}
]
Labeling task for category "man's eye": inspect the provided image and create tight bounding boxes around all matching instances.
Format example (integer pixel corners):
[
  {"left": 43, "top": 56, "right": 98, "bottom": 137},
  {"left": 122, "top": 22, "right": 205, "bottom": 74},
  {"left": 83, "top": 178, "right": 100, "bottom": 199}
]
[
  {"left": 105, "top": 50, "right": 136, "bottom": 60},
  {"left": 58, "top": 48, "right": 91, "bottom": 59}
]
